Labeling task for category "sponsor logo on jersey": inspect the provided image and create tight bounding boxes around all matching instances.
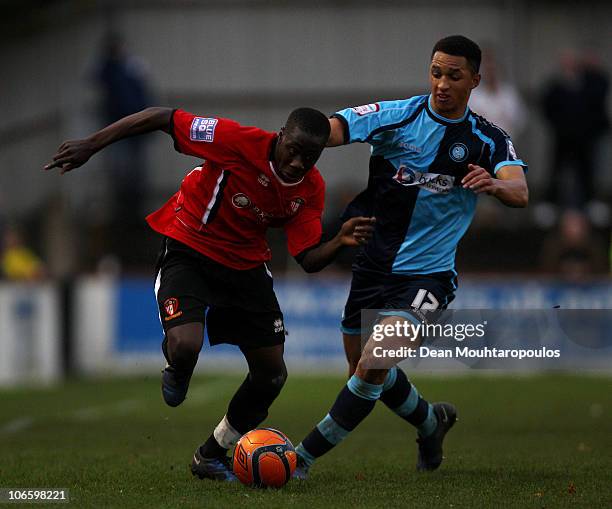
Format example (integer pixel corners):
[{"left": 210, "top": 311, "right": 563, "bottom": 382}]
[
  {"left": 257, "top": 173, "right": 270, "bottom": 187},
  {"left": 399, "top": 142, "right": 423, "bottom": 153},
  {"left": 507, "top": 140, "right": 517, "bottom": 159},
  {"left": 393, "top": 166, "right": 455, "bottom": 194},
  {"left": 232, "top": 193, "right": 274, "bottom": 223},
  {"left": 232, "top": 193, "right": 251, "bottom": 208},
  {"left": 163, "top": 298, "right": 183, "bottom": 321},
  {"left": 449, "top": 143, "right": 469, "bottom": 162},
  {"left": 288, "top": 197, "right": 305, "bottom": 214},
  {"left": 190, "top": 117, "right": 218, "bottom": 142},
  {"left": 273, "top": 318, "right": 284, "bottom": 333},
  {"left": 351, "top": 103, "right": 380, "bottom": 116}
]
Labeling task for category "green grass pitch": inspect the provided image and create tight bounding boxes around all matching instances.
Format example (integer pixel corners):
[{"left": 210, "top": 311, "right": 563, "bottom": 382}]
[{"left": 1, "top": 373, "right": 611, "bottom": 508}]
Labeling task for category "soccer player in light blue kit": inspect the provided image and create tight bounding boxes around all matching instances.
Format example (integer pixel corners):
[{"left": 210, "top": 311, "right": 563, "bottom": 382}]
[{"left": 294, "top": 35, "right": 529, "bottom": 477}]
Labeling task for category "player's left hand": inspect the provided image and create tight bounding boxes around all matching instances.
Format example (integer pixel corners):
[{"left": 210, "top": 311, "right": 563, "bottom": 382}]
[
  {"left": 339, "top": 216, "right": 376, "bottom": 247},
  {"left": 462, "top": 164, "right": 498, "bottom": 195},
  {"left": 43, "top": 138, "right": 96, "bottom": 174}
]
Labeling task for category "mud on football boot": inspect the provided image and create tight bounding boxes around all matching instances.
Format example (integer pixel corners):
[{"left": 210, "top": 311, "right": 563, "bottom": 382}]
[
  {"left": 160, "top": 336, "right": 192, "bottom": 407},
  {"left": 191, "top": 447, "right": 237, "bottom": 482},
  {"left": 416, "top": 402, "right": 457, "bottom": 471}
]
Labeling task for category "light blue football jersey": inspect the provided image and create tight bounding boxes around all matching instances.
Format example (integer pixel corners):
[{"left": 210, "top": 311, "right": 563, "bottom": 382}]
[{"left": 335, "top": 95, "right": 527, "bottom": 275}]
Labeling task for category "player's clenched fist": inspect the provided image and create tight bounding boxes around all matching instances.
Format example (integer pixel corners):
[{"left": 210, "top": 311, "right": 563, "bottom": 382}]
[
  {"left": 461, "top": 163, "right": 498, "bottom": 195},
  {"left": 43, "top": 138, "right": 97, "bottom": 174},
  {"left": 339, "top": 216, "right": 376, "bottom": 246}
]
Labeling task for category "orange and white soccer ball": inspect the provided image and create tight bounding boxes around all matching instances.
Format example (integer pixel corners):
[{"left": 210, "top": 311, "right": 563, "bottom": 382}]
[{"left": 233, "top": 428, "right": 297, "bottom": 488}]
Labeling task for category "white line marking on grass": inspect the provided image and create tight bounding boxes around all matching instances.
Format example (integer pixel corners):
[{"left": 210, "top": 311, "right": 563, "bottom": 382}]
[
  {"left": 69, "top": 379, "right": 233, "bottom": 421},
  {"left": 0, "top": 416, "right": 34, "bottom": 434},
  {"left": 1, "top": 379, "right": 238, "bottom": 431},
  {"left": 69, "top": 399, "right": 146, "bottom": 421}
]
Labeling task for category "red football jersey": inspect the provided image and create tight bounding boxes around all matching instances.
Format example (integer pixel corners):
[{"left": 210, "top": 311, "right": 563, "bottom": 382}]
[{"left": 146, "top": 109, "right": 325, "bottom": 270}]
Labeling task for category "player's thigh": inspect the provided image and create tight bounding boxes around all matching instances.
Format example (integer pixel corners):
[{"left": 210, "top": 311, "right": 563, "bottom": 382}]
[
  {"left": 341, "top": 269, "right": 385, "bottom": 338},
  {"left": 206, "top": 306, "right": 286, "bottom": 352},
  {"left": 154, "top": 246, "right": 208, "bottom": 346}
]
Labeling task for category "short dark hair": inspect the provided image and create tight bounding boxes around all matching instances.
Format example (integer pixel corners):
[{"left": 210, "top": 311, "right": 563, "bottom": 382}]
[
  {"left": 431, "top": 35, "right": 482, "bottom": 74},
  {"left": 285, "top": 107, "right": 330, "bottom": 141}
]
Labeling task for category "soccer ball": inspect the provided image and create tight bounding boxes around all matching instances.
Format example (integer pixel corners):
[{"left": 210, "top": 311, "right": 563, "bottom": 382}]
[{"left": 233, "top": 428, "right": 297, "bottom": 488}]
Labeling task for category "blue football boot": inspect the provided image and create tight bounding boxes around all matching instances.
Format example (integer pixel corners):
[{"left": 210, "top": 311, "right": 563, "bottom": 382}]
[{"left": 191, "top": 447, "right": 237, "bottom": 482}]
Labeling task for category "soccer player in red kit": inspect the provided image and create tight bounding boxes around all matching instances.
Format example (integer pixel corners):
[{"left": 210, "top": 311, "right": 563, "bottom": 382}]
[{"left": 45, "top": 106, "right": 375, "bottom": 481}]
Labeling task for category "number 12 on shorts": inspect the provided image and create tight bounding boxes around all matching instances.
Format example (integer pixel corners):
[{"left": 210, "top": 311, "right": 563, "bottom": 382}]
[{"left": 411, "top": 289, "right": 439, "bottom": 310}]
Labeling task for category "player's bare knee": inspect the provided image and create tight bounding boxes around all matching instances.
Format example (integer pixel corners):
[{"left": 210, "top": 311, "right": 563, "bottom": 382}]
[
  {"left": 167, "top": 323, "right": 202, "bottom": 360},
  {"left": 269, "top": 370, "right": 287, "bottom": 392},
  {"left": 354, "top": 361, "right": 387, "bottom": 385}
]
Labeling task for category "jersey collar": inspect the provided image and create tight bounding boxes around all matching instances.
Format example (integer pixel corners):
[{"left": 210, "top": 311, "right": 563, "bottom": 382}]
[
  {"left": 269, "top": 161, "right": 304, "bottom": 186},
  {"left": 426, "top": 95, "right": 470, "bottom": 125}
]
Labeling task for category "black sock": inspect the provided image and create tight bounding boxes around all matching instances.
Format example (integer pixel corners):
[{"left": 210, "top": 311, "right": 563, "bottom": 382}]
[{"left": 199, "top": 433, "right": 228, "bottom": 459}]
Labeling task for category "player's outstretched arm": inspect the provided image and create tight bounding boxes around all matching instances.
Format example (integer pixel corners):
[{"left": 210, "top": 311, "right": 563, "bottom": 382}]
[
  {"left": 461, "top": 164, "right": 528, "bottom": 208},
  {"left": 44, "top": 107, "right": 173, "bottom": 174},
  {"left": 296, "top": 216, "right": 375, "bottom": 273}
]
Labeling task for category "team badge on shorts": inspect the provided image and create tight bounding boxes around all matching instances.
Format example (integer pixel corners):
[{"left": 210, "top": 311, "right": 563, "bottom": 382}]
[
  {"left": 164, "top": 298, "right": 183, "bottom": 321},
  {"left": 449, "top": 143, "right": 468, "bottom": 162}
]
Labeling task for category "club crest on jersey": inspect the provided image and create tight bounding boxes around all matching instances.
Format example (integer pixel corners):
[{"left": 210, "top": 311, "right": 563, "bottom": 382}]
[
  {"left": 257, "top": 173, "right": 270, "bottom": 187},
  {"left": 449, "top": 143, "right": 468, "bottom": 162},
  {"left": 232, "top": 193, "right": 251, "bottom": 208},
  {"left": 232, "top": 193, "right": 273, "bottom": 223},
  {"left": 190, "top": 117, "right": 218, "bottom": 143},
  {"left": 288, "top": 197, "right": 305, "bottom": 214},
  {"left": 393, "top": 165, "right": 454, "bottom": 194},
  {"left": 163, "top": 298, "right": 182, "bottom": 321},
  {"left": 351, "top": 103, "right": 380, "bottom": 116}
]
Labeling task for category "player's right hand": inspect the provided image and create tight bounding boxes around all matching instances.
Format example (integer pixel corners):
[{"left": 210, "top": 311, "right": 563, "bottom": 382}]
[
  {"left": 43, "top": 139, "right": 96, "bottom": 174},
  {"left": 339, "top": 216, "right": 376, "bottom": 247}
]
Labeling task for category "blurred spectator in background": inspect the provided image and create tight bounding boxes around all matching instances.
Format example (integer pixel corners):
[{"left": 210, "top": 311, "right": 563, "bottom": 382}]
[
  {"left": 540, "top": 209, "right": 608, "bottom": 280},
  {"left": 540, "top": 49, "right": 610, "bottom": 216},
  {"left": 469, "top": 46, "right": 526, "bottom": 138},
  {"left": 1, "top": 226, "right": 46, "bottom": 281},
  {"left": 92, "top": 32, "right": 153, "bottom": 267}
]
